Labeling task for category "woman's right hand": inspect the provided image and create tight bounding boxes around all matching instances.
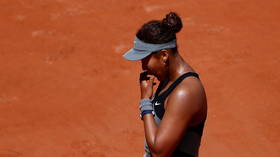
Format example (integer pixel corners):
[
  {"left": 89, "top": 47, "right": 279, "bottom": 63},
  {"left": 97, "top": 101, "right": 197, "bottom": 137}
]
[{"left": 139, "top": 71, "right": 155, "bottom": 99}]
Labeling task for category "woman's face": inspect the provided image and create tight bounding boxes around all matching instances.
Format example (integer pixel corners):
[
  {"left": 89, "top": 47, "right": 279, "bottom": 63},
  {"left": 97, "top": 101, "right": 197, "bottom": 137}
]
[{"left": 141, "top": 51, "right": 168, "bottom": 80}]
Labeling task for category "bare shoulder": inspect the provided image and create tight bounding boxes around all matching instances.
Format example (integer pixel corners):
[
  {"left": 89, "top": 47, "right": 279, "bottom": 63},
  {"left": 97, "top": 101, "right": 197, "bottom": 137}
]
[{"left": 166, "top": 76, "right": 207, "bottom": 119}]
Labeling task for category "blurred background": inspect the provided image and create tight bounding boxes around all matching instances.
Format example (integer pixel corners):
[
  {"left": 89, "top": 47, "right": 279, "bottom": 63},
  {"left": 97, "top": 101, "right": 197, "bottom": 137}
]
[{"left": 0, "top": 0, "right": 279, "bottom": 156}]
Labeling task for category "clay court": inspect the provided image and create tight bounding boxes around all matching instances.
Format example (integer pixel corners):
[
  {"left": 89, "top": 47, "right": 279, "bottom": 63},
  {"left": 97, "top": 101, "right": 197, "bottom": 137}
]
[{"left": 0, "top": 0, "right": 280, "bottom": 156}]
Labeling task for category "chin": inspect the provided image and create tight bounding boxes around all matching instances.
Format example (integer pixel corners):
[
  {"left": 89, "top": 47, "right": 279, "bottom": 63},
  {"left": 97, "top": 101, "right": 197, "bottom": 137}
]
[
  {"left": 157, "top": 77, "right": 164, "bottom": 81},
  {"left": 147, "top": 71, "right": 163, "bottom": 81},
  {"left": 156, "top": 73, "right": 168, "bottom": 81}
]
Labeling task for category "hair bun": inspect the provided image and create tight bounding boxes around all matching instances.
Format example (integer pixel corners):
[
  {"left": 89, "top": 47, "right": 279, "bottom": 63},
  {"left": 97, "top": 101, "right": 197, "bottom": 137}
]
[{"left": 161, "top": 12, "right": 183, "bottom": 33}]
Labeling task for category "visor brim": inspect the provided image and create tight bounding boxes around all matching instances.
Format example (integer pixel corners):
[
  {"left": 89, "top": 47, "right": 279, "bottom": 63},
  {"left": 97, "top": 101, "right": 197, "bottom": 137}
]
[{"left": 122, "top": 48, "right": 152, "bottom": 61}]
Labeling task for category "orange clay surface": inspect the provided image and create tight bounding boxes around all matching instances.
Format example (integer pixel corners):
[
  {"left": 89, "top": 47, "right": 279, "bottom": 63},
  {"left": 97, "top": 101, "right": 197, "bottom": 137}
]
[{"left": 0, "top": 0, "right": 280, "bottom": 157}]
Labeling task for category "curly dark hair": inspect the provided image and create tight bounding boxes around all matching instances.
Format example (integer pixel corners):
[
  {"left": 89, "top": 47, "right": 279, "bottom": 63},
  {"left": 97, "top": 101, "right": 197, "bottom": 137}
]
[{"left": 136, "top": 12, "right": 183, "bottom": 52}]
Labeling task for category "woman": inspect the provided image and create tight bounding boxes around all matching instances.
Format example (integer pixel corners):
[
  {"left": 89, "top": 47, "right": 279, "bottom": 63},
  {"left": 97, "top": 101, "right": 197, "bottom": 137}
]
[{"left": 123, "top": 12, "right": 207, "bottom": 157}]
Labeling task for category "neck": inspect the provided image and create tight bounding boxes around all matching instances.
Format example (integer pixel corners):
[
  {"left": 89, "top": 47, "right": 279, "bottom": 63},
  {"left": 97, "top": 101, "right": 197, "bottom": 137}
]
[{"left": 167, "top": 53, "right": 194, "bottom": 82}]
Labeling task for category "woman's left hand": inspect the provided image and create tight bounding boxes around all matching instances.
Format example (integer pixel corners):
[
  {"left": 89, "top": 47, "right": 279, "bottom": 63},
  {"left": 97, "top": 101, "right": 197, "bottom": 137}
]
[{"left": 139, "top": 71, "right": 155, "bottom": 99}]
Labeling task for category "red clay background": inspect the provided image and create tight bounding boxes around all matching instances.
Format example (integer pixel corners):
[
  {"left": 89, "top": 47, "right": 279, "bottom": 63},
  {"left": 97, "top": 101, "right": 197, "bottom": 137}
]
[{"left": 0, "top": 0, "right": 279, "bottom": 156}]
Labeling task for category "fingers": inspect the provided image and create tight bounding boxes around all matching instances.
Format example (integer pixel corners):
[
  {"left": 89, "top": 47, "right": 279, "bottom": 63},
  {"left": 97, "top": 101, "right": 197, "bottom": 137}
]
[
  {"left": 139, "top": 71, "right": 149, "bottom": 82},
  {"left": 150, "top": 76, "right": 155, "bottom": 84},
  {"left": 139, "top": 71, "right": 157, "bottom": 88},
  {"left": 151, "top": 76, "right": 155, "bottom": 81},
  {"left": 139, "top": 72, "right": 156, "bottom": 99}
]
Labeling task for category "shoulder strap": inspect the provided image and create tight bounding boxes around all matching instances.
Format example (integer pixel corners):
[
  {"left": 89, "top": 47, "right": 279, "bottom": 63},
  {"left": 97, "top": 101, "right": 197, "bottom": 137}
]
[{"left": 161, "top": 72, "right": 199, "bottom": 98}]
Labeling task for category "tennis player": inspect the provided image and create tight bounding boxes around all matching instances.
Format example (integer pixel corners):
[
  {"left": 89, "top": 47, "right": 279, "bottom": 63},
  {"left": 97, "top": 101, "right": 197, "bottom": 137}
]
[{"left": 123, "top": 12, "right": 207, "bottom": 157}]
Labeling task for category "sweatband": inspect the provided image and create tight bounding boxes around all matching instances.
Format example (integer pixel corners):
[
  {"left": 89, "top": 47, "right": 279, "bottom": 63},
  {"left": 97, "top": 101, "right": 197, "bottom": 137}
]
[{"left": 139, "top": 98, "right": 153, "bottom": 112}]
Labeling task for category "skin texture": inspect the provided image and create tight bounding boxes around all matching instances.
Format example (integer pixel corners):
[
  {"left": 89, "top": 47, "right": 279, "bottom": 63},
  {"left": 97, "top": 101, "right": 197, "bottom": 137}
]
[
  {"left": 1, "top": 1, "right": 280, "bottom": 156},
  {"left": 139, "top": 49, "right": 207, "bottom": 157}
]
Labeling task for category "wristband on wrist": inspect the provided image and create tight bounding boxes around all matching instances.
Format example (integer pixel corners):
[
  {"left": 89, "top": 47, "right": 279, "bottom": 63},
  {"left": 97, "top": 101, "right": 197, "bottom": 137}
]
[
  {"left": 139, "top": 98, "right": 154, "bottom": 120},
  {"left": 140, "top": 110, "right": 155, "bottom": 120},
  {"left": 139, "top": 98, "right": 153, "bottom": 112}
]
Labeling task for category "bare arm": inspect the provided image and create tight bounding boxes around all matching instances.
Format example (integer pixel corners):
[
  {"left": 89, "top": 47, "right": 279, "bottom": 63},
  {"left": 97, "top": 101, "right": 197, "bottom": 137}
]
[{"left": 141, "top": 81, "right": 202, "bottom": 157}]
